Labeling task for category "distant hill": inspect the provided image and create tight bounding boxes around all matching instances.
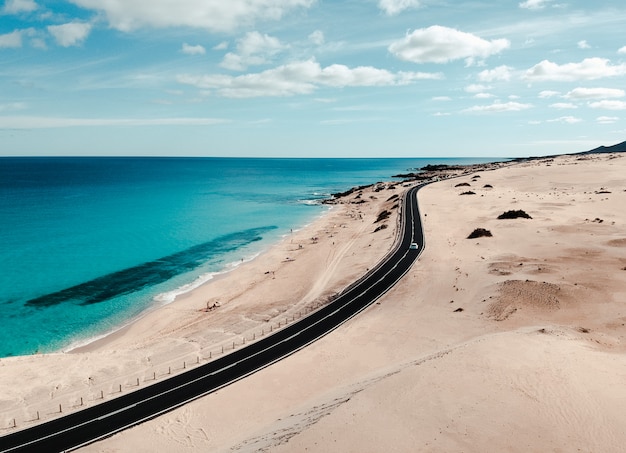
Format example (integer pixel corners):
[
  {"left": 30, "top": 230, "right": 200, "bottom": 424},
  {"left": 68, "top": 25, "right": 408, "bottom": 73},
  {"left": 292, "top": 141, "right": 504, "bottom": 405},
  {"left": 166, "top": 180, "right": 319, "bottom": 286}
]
[{"left": 581, "top": 140, "right": 626, "bottom": 154}]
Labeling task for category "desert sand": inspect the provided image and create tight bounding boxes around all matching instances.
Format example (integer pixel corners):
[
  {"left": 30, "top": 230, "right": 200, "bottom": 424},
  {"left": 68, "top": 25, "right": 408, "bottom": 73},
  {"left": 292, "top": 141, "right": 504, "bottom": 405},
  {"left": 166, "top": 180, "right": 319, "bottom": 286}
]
[{"left": 1, "top": 152, "right": 625, "bottom": 452}]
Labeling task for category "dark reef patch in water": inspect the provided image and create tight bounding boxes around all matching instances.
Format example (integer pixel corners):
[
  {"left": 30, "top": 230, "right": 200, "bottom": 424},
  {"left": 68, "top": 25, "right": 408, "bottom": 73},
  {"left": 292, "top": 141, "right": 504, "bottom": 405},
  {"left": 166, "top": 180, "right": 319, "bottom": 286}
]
[{"left": 26, "top": 226, "right": 277, "bottom": 307}]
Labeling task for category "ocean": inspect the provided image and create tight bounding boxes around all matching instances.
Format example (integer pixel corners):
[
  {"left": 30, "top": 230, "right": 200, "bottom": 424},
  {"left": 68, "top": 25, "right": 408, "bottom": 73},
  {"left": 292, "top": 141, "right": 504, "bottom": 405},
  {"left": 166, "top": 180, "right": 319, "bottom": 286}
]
[{"left": 0, "top": 157, "right": 495, "bottom": 358}]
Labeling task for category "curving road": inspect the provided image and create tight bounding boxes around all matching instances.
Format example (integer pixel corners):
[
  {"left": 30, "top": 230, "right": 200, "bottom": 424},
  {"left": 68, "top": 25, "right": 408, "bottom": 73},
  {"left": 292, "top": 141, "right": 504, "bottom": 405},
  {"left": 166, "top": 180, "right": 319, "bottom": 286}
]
[{"left": 0, "top": 183, "right": 426, "bottom": 453}]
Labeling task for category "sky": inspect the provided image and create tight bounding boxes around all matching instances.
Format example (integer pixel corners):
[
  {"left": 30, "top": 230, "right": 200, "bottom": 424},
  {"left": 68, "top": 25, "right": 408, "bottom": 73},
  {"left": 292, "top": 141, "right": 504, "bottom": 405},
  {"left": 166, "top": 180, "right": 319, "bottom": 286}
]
[{"left": 1, "top": 0, "right": 626, "bottom": 157}]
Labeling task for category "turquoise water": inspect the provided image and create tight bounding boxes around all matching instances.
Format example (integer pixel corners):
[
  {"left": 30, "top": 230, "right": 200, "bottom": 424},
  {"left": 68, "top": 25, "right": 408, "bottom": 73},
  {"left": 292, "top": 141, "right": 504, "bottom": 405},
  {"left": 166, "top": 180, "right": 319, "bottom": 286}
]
[{"left": 0, "top": 157, "right": 495, "bottom": 357}]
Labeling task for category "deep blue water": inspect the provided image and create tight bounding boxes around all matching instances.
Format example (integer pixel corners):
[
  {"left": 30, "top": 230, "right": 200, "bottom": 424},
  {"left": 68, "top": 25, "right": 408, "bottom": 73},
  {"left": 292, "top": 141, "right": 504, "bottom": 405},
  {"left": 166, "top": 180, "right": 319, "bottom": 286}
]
[{"left": 0, "top": 157, "right": 495, "bottom": 357}]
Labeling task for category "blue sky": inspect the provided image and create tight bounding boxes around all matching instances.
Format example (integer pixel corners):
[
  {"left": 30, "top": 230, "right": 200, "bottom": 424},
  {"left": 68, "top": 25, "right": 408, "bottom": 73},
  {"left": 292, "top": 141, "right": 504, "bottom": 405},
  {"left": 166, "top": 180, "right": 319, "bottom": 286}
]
[{"left": 1, "top": 0, "right": 625, "bottom": 157}]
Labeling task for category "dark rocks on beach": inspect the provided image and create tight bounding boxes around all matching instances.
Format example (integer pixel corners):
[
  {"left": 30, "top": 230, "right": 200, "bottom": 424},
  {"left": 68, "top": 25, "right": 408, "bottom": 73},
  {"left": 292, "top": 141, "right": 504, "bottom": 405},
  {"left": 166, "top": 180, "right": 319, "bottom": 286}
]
[
  {"left": 467, "top": 228, "right": 492, "bottom": 239},
  {"left": 497, "top": 210, "right": 532, "bottom": 219}
]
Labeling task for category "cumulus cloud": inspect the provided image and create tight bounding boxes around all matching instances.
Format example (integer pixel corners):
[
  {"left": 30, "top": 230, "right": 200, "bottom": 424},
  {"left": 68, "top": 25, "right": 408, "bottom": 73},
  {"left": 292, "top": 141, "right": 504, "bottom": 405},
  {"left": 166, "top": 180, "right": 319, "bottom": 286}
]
[
  {"left": 577, "top": 40, "right": 590, "bottom": 49},
  {"left": 68, "top": 0, "right": 315, "bottom": 32},
  {"left": 2, "top": 0, "right": 37, "bottom": 14},
  {"left": 213, "top": 41, "right": 228, "bottom": 51},
  {"left": 547, "top": 116, "right": 582, "bottom": 124},
  {"left": 388, "top": 25, "right": 510, "bottom": 65},
  {"left": 538, "top": 90, "right": 560, "bottom": 98},
  {"left": 478, "top": 65, "right": 512, "bottom": 82},
  {"left": 524, "top": 58, "right": 626, "bottom": 82},
  {"left": 181, "top": 43, "right": 206, "bottom": 55},
  {"left": 220, "top": 31, "right": 285, "bottom": 71},
  {"left": 0, "top": 30, "right": 23, "bottom": 48},
  {"left": 549, "top": 103, "right": 577, "bottom": 109},
  {"left": 588, "top": 100, "right": 626, "bottom": 110},
  {"left": 519, "top": 0, "right": 551, "bottom": 10},
  {"left": 596, "top": 116, "right": 619, "bottom": 124},
  {"left": 465, "top": 84, "right": 491, "bottom": 93},
  {"left": 378, "top": 0, "right": 420, "bottom": 15},
  {"left": 463, "top": 101, "right": 532, "bottom": 113},
  {"left": 619, "top": 46, "right": 626, "bottom": 55},
  {"left": 48, "top": 22, "right": 92, "bottom": 47},
  {"left": 178, "top": 59, "right": 442, "bottom": 98},
  {"left": 564, "top": 87, "right": 625, "bottom": 100}
]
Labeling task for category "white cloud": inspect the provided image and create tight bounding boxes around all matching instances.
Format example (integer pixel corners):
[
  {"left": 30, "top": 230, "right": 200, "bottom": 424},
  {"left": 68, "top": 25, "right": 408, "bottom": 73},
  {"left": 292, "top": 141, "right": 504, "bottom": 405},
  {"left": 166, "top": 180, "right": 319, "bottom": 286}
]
[
  {"left": 519, "top": 0, "right": 551, "bottom": 10},
  {"left": 388, "top": 25, "right": 510, "bottom": 65},
  {"left": 433, "top": 112, "right": 451, "bottom": 116},
  {"left": 596, "top": 116, "right": 619, "bottom": 124},
  {"left": 478, "top": 65, "right": 512, "bottom": 82},
  {"left": 178, "top": 59, "right": 442, "bottom": 98},
  {"left": 47, "top": 22, "right": 92, "bottom": 47},
  {"left": 432, "top": 96, "right": 451, "bottom": 101},
  {"left": 619, "top": 46, "right": 626, "bottom": 55},
  {"left": 549, "top": 102, "right": 577, "bottom": 109},
  {"left": 564, "top": 87, "right": 625, "bottom": 100},
  {"left": 2, "top": 0, "right": 37, "bottom": 14},
  {"left": 69, "top": 0, "right": 315, "bottom": 32},
  {"left": 0, "top": 30, "right": 23, "bottom": 48},
  {"left": 308, "top": 30, "right": 324, "bottom": 45},
  {"left": 0, "top": 116, "right": 229, "bottom": 129},
  {"left": 181, "top": 43, "right": 206, "bottom": 55},
  {"left": 463, "top": 101, "right": 532, "bottom": 113},
  {"left": 577, "top": 40, "right": 590, "bottom": 49},
  {"left": 213, "top": 41, "right": 228, "bottom": 51},
  {"left": 539, "top": 90, "right": 561, "bottom": 98},
  {"left": 547, "top": 116, "right": 582, "bottom": 124},
  {"left": 220, "top": 31, "right": 285, "bottom": 71},
  {"left": 524, "top": 58, "right": 626, "bottom": 82},
  {"left": 378, "top": 0, "right": 420, "bottom": 15},
  {"left": 588, "top": 100, "right": 626, "bottom": 110},
  {"left": 474, "top": 93, "right": 495, "bottom": 99},
  {"left": 465, "top": 84, "right": 491, "bottom": 93}
]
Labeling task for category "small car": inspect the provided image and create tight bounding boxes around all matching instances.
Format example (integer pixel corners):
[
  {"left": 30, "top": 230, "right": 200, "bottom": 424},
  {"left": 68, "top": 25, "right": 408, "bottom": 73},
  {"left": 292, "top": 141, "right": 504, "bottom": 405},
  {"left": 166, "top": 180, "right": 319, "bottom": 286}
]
[{"left": 409, "top": 242, "right": 419, "bottom": 250}]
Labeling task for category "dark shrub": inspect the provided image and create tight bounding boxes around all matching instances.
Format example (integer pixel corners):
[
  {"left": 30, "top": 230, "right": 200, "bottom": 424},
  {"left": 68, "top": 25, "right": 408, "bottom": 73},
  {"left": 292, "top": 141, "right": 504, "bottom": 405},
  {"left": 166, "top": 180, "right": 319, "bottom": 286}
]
[
  {"left": 497, "top": 210, "right": 532, "bottom": 219},
  {"left": 467, "top": 228, "right": 492, "bottom": 239}
]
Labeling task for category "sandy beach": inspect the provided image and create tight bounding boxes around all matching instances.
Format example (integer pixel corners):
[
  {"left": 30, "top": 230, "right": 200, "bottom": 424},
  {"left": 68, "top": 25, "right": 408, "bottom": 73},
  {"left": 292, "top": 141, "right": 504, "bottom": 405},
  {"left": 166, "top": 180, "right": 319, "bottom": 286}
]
[{"left": 2, "top": 152, "right": 626, "bottom": 452}]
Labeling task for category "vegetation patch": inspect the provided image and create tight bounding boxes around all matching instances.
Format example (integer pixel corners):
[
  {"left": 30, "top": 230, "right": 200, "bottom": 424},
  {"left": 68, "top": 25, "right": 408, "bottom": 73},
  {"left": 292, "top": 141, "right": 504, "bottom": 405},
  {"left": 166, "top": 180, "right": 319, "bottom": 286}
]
[
  {"left": 455, "top": 182, "right": 471, "bottom": 187},
  {"left": 467, "top": 228, "right": 492, "bottom": 239},
  {"left": 497, "top": 210, "right": 532, "bottom": 219},
  {"left": 460, "top": 191, "right": 476, "bottom": 195},
  {"left": 375, "top": 210, "right": 391, "bottom": 223},
  {"left": 373, "top": 224, "right": 388, "bottom": 233}
]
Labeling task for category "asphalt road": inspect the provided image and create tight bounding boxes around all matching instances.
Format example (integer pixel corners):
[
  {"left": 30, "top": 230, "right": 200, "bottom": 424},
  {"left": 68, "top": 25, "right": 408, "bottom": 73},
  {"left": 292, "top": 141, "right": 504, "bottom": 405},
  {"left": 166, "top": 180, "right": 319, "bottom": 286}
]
[{"left": 0, "top": 183, "right": 425, "bottom": 453}]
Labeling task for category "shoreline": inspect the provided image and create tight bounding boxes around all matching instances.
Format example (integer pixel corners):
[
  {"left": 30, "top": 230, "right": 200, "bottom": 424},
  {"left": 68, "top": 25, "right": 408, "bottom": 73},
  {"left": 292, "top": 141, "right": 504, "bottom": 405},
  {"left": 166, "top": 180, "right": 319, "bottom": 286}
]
[{"left": 68, "top": 206, "right": 334, "bottom": 354}]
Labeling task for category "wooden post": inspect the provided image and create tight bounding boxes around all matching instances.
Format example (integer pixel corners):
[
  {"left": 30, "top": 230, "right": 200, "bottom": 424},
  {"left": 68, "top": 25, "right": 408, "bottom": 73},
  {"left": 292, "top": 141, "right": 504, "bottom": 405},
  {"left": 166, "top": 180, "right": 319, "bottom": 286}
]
[
  {"left": 243, "top": 337, "right": 246, "bottom": 344},
  {"left": 253, "top": 332, "right": 256, "bottom": 340},
  {"left": 153, "top": 372, "right": 156, "bottom": 380},
  {"left": 183, "top": 361, "right": 186, "bottom": 369},
  {"left": 37, "top": 411, "right": 40, "bottom": 420},
  {"left": 59, "top": 404, "right": 62, "bottom": 413},
  {"left": 101, "top": 390, "right": 104, "bottom": 399},
  {"left": 136, "top": 378, "right": 139, "bottom": 386},
  {"left": 80, "top": 397, "right": 84, "bottom": 406},
  {"left": 168, "top": 367, "right": 171, "bottom": 375},
  {"left": 12, "top": 419, "right": 16, "bottom": 428},
  {"left": 210, "top": 351, "right": 212, "bottom": 359},
  {"left": 197, "top": 356, "right": 200, "bottom": 364},
  {"left": 119, "top": 384, "right": 122, "bottom": 393},
  {"left": 232, "top": 341, "right": 235, "bottom": 349}
]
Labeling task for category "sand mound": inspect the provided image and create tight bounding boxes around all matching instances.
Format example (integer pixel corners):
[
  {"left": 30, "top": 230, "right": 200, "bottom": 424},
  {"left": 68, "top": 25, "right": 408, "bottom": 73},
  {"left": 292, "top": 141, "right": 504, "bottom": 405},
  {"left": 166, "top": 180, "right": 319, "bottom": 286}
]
[{"left": 488, "top": 279, "right": 561, "bottom": 321}]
